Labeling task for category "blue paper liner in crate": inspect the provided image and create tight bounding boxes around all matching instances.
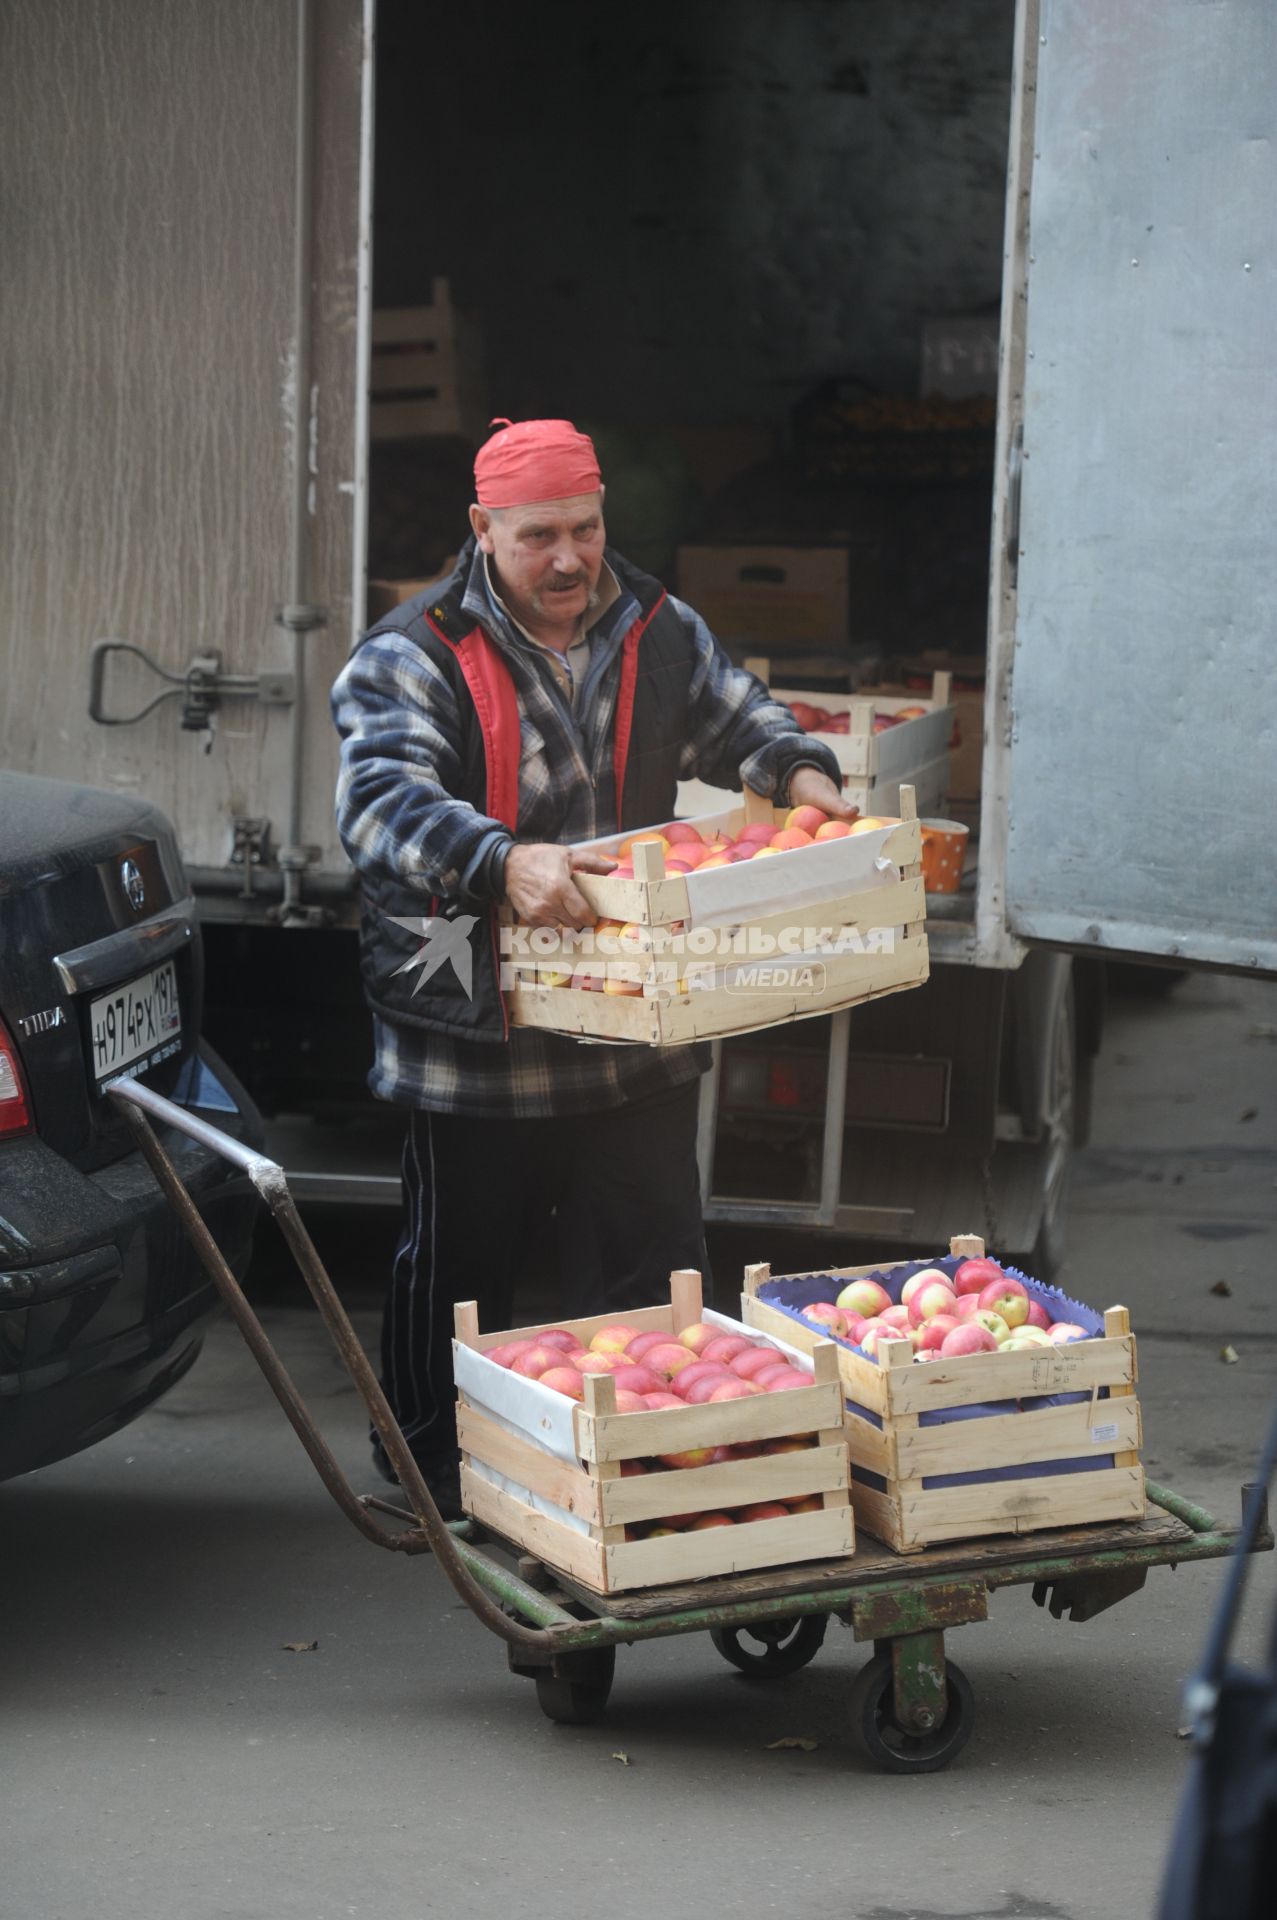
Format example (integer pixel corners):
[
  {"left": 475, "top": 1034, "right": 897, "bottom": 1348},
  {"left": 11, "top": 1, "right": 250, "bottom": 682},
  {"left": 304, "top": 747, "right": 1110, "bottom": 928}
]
[{"left": 757, "top": 1256, "right": 1115, "bottom": 1494}]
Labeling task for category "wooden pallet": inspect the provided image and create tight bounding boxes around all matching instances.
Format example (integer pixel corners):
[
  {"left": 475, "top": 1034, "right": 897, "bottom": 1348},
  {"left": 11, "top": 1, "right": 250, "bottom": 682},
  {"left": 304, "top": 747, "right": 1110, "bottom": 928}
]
[
  {"left": 453, "top": 1270, "right": 854, "bottom": 1594},
  {"left": 504, "top": 788, "right": 929, "bottom": 1046},
  {"left": 740, "top": 1236, "right": 1146, "bottom": 1555}
]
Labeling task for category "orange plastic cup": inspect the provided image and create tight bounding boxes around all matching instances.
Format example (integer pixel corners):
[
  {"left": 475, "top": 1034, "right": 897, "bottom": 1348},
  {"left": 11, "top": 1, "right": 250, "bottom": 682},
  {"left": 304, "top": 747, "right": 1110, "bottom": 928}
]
[{"left": 919, "top": 818, "right": 969, "bottom": 894}]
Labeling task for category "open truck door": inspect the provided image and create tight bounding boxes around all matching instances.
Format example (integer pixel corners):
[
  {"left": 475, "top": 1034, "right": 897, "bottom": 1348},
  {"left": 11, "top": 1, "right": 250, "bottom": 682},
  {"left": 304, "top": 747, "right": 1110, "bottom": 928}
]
[
  {"left": 986, "top": 0, "right": 1277, "bottom": 977},
  {"left": 0, "top": 0, "right": 371, "bottom": 912}
]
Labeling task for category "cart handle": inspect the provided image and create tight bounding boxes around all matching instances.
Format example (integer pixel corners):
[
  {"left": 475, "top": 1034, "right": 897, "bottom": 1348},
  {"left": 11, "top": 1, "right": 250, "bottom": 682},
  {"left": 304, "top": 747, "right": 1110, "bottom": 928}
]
[{"left": 107, "top": 1078, "right": 562, "bottom": 1656}]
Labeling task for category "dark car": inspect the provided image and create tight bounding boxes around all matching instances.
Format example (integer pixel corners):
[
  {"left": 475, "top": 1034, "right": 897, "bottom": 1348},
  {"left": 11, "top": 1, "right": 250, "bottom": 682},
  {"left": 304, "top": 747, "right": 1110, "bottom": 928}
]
[{"left": 0, "top": 771, "right": 261, "bottom": 1478}]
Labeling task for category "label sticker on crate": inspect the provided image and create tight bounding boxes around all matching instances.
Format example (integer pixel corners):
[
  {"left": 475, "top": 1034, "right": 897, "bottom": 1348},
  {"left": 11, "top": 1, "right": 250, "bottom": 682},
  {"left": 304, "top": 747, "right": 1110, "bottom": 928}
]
[{"left": 1089, "top": 1421, "right": 1121, "bottom": 1446}]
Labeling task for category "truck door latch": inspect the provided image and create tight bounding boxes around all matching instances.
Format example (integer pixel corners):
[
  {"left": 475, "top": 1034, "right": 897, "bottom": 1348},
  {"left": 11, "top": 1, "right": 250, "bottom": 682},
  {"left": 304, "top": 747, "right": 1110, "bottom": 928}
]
[{"left": 88, "top": 638, "right": 296, "bottom": 734}]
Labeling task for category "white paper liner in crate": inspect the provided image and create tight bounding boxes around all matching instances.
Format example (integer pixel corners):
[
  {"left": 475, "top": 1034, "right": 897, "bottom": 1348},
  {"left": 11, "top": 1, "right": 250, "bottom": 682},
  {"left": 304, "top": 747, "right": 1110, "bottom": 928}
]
[{"left": 452, "top": 1312, "right": 817, "bottom": 1540}]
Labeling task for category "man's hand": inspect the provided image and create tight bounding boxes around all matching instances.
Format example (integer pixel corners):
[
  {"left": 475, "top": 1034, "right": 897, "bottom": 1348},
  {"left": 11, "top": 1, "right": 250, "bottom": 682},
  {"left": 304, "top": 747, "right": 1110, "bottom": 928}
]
[
  {"left": 785, "top": 765, "right": 860, "bottom": 823},
  {"left": 503, "top": 842, "right": 616, "bottom": 929}
]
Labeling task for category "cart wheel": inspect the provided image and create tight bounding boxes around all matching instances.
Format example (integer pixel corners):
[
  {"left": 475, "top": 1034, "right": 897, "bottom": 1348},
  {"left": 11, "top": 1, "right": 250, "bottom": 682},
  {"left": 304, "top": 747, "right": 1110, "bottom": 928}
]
[
  {"left": 710, "top": 1614, "right": 827, "bottom": 1678},
  {"left": 534, "top": 1645, "right": 616, "bottom": 1726},
  {"left": 849, "top": 1653, "right": 975, "bottom": 1773}
]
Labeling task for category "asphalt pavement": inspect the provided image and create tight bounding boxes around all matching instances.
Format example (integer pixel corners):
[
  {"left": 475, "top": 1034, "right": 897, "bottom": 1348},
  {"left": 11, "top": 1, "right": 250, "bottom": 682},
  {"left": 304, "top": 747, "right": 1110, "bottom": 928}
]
[{"left": 4, "top": 970, "right": 1275, "bottom": 1920}]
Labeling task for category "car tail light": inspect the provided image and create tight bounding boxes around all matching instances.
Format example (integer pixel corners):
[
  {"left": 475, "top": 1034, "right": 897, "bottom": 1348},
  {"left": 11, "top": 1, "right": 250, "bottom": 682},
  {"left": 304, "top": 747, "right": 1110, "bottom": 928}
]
[{"left": 0, "top": 1016, "right": 33, "bottom": 1137}]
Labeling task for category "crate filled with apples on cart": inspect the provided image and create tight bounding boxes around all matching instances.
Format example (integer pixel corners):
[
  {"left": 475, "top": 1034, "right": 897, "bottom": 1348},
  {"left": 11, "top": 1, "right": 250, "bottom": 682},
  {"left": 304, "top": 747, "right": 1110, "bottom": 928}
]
[
  {"left": 452, "top": 1268, "right": 854, "bottom": 1595},
  {"left": 740, "top": 1235, "right": 1145, "bottom": 1555},
  {"left": 504, "top": 786, "right": 929, "bottom": 1047}
]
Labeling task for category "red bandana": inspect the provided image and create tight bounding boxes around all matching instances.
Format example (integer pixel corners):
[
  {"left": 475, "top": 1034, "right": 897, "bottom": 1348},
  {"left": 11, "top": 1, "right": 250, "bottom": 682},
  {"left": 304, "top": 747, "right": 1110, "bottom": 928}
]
[{"left": 473, "top": 418, "right": 602, "bottom": 508}]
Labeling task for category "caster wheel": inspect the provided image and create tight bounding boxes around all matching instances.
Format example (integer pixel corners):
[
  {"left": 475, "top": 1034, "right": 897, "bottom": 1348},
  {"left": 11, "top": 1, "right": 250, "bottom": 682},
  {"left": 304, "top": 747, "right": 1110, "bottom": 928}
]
[
  {"left": 710, "top": 1614, "right": 827, "bottom": 1678},
  {"left": 849, "top": 1653, "right": 975, "bottom": 1773},
  {"left": 533, "top": 1645, "right": 616, "bottom": 1725}
]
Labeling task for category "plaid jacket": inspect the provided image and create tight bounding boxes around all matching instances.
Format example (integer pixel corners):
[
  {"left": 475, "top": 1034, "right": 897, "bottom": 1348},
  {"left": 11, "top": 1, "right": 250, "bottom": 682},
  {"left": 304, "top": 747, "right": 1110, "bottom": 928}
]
[{"left": 331, "top": 540, "right": 840, "bottom": 1116}]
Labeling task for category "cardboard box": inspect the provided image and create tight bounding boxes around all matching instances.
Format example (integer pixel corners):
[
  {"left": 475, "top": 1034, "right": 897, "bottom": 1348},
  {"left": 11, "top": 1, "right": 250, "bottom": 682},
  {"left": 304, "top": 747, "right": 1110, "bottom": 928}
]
[
  {"left": 453, "top": 1269, "right": 853, "bottom": 1594},
  {"left": 676, "top": 545, "right": 849, "bottom": 651}
]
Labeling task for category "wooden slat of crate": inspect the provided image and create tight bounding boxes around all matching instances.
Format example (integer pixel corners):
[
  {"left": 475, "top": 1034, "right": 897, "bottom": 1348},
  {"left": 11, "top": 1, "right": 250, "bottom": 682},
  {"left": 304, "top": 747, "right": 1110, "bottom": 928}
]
[
  {"left": 603, "top": 1506, "right": 855, "bottom": 1592},
  {"left": 456, "top": 1406, "right": 846, "bottom": 1528},
  {"left": 576, "top": 1373, "right": 843, "bottom": 1466},
  {"left": 601, "top": 1444, "right": 847, "bottom": 1528},
  {"left": 892, "top": 1395, "right": 1142, "bottom": 1480},
  {"left": 891, "top": 1468, "right": 1148, "bottom": 1552},
  {"left": 741, "top": 1290, "right": 888, "bottom": 1411},
  {"left": 509, "top": 873, "right": 927, "bottom": 977},
  {"left": 457, "top": 1405, "right": 606, "bottom": 1525},
  {"left": 844, "top": 1409, "right": 892, "bottom": 1477},
  {"left": 508, "top": 934, "right": 929, "bottom": 1046},
  {"left": 461, "top": 1468, "right": 608, "bottom": 1588},
  {"left": 884, "top": 1334, "right": 1136, "bottom": 1417}
]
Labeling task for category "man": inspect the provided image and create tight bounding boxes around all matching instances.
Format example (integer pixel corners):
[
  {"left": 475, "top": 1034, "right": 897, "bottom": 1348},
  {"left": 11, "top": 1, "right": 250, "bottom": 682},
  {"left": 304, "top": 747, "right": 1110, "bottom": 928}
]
[{"left": 332, "top": 418, "right": 851, "bottom": 1513}]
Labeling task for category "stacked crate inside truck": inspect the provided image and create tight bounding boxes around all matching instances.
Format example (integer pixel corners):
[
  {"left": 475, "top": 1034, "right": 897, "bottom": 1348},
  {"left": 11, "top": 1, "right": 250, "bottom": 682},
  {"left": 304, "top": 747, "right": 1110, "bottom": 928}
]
[
  {"left": 369, "top": 280, "right": 485, "bottom": 442},
  {"left": 676, "top": 665, "right": 955, "bottom": 823},
  {"left": 740, "top": 1237, "right": 1145, "bottom": 1554},
  {"left": 452, "top": 1269, "right": 853, "bottom": 1595},
  {"left": 502, "top": 787, "right": 929, "bottom": 1047}
]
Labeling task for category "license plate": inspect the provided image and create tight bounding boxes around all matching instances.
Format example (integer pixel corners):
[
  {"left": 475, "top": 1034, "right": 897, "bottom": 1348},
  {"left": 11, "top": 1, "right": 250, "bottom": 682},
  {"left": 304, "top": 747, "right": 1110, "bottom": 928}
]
[{"left": 90, "top": 959, "right": 183, "bottom": 1087}]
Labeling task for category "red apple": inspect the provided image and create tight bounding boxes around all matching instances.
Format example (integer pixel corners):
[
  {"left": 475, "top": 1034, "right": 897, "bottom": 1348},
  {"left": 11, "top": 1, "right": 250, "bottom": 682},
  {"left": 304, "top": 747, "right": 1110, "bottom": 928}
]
[
  {"left": 619, "top": 1457, "right": 648, "bottom": 1477},
  {"left": 836, "top": 1278, "right": 892, "bottom": 1318},
  {"left": 813, "top": 820, "right": 851, "bottom": 841},
  {"left": 916, "top": 1313, "right": 959, "bottom": 1354},
  {"left": 1024, "top": 1299, "right": 1053, "bottom": 1331},
  {"left": 973, "top": 1309, "right": 1012, "bottom": 1347},
  {"left": 485, "top": 1340, "right": 533, "bottom": 1368},
  {"left": 675, "top": 1361, "right": 734, "bottom": 1397},
  {"left": 659, "top": 1446, "right": 717, "bottom": 1470},
  {"left": 787, "top": 1495, "right": 823, "bottom": 1513},
  {"left": 663, "top": 823, "right": 705, "bottom": 847},
  {"left": 677, "top": 1322, "right": 719, "bottom": 1355},
  {"left": 538, "top": 1365, "right": 586, "bottom": 1400},
  {"left": 908, "top": 1281, "right": 959, "bottom": 1327},
  {"left": 701, "top": 1335, "right": 756, "bottom": 1367},
  {"left": 612, "top": 1363, "right": 664, "bottom": 1396},
  {"left": 785, "top": 805, "right": 829, "bottom": 837},
  {"left": 708, "top": 1379, "right": 764, "bottom": 1401},
  {"left": 735, "top": 822, "right": 778, "bottom": 846},
  {"left": 878, "top": 1304, "right": 913, "bottom": 1332},
  {"left": 626, "top": 1329, "right": 674, "bottom": 1362},
  {"left": 900, "top": 1266, "right": 952, "bottom": 1310},
  {"left": 1048, "top": 1322, "right": 1089, "bottom": 1344},
  {"left": 641, "top": 1391, "right": 686, "bottom": 1410},
  {"left": 940, "top": 1323, "right": 999, "bottom": 1357},
  {"left": 953, "top": 1293, "right": 985, "bottom": 1322},
  {"left": 589, "top": 1323, "right": 645, "bottom": 1354},
  {"left": 643, "top": 1342, "right": 698, "bottom": 1380},
  {"left": 952, "top": 1256, "right": 1007, "bottom": 1297},
  {"left": 613, "top": 1389, "right": 649, "bottom": 1413},
  {"left": 732, "top": 1346, "right": 789, "bottom": 1381},
  {"left": 977, "top": 1277, "right": 1030, "bottom": 1328},
  {"left": 800, "top": 1302, "right": 849, "bottom": 1338},
  {"left": 536, "top": 1329, "right": 580, "bottom": 1353},
  {"left": 686, "top": 1512, "right": 735, "bottom": 1530},
  {"left": 762, "top": 1370, "right": 813, "bottom": 1392},
  {"left": 761, "top": 1436, "right": 817, "bottom": 1455},
  {"left": 511, "top": 1343, "right": 568, "bottom": 1379},
  {"left": 736, "top": 1502, "right": 790, "bottom": 1522},
  {"left": 576, "top": 1351, "right": 626, "bottom": 1374}
]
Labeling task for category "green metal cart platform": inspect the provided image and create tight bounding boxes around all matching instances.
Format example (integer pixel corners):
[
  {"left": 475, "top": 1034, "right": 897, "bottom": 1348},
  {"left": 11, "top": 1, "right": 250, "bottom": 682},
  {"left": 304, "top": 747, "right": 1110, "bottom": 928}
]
[{"left": 110, "top": 1079, "right": 1273, "bottom": 1774}]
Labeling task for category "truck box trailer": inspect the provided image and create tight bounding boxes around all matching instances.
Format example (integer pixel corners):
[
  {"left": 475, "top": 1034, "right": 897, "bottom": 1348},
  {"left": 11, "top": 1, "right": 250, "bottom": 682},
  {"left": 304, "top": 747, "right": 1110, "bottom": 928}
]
[{"left": 3, "top": 0, "right": 1273, "bottom": 1267}]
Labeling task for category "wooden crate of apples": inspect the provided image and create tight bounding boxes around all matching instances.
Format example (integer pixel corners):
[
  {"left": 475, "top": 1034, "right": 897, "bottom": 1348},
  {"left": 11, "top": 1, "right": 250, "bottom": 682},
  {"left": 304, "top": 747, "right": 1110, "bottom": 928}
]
[
  {"left": 504, "top": 786, "right": 928, "bottom": 1047},
  {"left": 740, "top": 1235, "right": 1145, "bottom": 1555},
  {"left": 452, "top": 1269, "right": 854, "bottom": 1594},
  {"left": 677, "top": 665, "right": 953, "bottom": 821}
]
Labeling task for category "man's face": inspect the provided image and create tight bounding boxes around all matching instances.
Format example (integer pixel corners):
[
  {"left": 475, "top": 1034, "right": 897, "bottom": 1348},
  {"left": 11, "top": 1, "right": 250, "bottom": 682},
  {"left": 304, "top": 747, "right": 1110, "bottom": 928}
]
[{"left": 469, "top": 492, "right": 606, "bottom": 643}]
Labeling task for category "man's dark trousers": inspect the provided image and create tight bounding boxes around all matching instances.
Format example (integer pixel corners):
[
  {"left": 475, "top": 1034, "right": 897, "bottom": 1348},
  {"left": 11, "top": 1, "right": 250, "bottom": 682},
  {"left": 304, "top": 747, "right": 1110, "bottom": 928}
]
[{"left": 380, "top": 1078, "right": 708, "bottom": 1469}]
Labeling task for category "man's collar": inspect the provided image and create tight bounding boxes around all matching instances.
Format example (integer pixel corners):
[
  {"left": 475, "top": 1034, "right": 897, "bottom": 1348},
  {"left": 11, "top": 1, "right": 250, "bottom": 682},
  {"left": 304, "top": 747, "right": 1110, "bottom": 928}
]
[{"left": 479, "top": 555, "right": 621, "bottom": 654}]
